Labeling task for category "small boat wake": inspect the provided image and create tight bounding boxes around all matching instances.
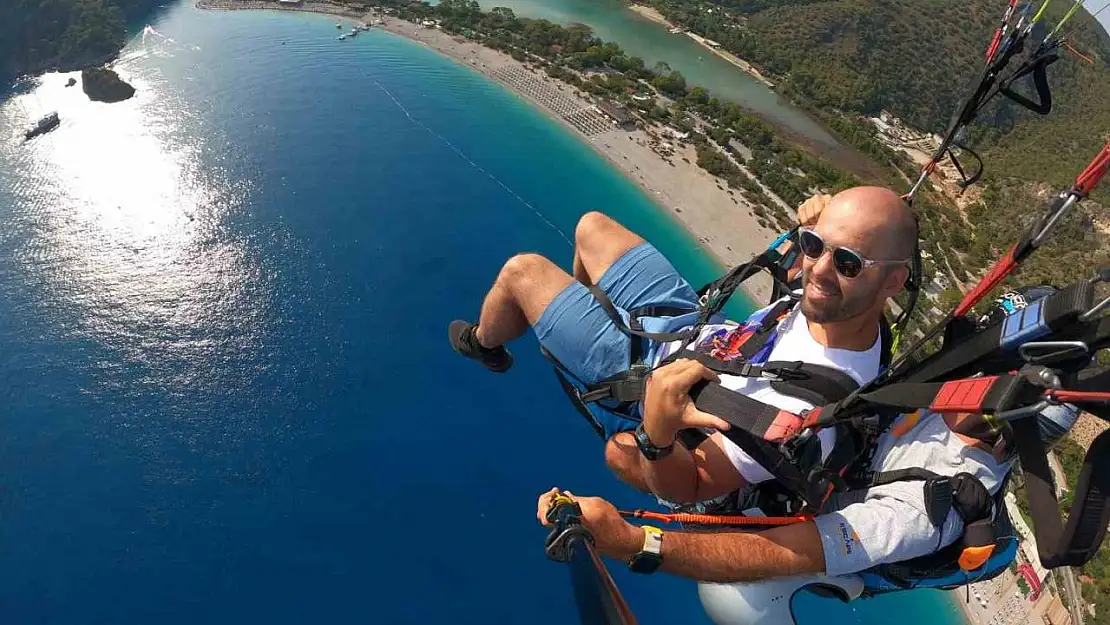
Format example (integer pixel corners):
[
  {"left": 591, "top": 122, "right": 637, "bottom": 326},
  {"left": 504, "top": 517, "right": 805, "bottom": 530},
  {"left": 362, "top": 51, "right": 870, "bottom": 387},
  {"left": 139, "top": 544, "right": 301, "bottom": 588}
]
[{"left": 116, "top": 25, "right": 201, "bottom": 66}]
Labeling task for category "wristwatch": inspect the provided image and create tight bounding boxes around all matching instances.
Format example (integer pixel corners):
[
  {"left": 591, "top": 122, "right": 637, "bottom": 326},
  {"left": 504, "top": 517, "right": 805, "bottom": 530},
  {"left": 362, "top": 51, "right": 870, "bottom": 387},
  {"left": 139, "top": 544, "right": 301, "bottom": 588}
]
[
  {"left": 628, "top": 526, "right": 664, "bottom": 574},
  {"left": 634, "top": 422, "right": 674, "bottom": 461}
]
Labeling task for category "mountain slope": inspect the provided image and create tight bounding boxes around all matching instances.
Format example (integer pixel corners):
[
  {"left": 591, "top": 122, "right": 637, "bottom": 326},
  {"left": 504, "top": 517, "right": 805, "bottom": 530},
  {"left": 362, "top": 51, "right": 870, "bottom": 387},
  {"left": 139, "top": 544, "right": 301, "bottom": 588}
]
[{"left": 649, "top": 0, "right": 1110, "bottom": 190}]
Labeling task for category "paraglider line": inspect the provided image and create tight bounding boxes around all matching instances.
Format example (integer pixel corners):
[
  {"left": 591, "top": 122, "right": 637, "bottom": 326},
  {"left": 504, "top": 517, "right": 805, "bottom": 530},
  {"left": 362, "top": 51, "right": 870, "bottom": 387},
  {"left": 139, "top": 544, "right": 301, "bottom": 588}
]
[{"left": 373, "top": 80, "right": 573, "bottom": 247}]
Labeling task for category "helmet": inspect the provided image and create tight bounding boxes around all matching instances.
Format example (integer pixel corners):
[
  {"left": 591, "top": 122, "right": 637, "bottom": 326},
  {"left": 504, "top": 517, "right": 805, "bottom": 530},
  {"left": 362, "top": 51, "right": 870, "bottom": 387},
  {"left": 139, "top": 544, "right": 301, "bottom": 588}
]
[{"left": 976, "top": 284, "right": 1081, "bottom": 448}]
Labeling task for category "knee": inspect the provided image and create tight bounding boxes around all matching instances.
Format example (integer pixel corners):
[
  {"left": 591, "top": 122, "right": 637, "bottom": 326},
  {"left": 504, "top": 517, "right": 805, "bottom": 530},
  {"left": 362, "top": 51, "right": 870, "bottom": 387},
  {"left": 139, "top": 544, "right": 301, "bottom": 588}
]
[
  {"left": 499, "top": 253, "right": 548, "bottom": 285},
  {"left": 575, "top": 211, "right": 618, "bottom": 250},
  {"left": 605, "top": 434, "right": 648, "bottom": 491}
]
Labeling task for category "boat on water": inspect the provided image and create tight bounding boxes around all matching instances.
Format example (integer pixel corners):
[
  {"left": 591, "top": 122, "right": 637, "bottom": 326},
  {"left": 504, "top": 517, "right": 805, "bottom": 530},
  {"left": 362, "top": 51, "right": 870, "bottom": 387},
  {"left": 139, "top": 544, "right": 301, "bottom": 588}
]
[
  {"left": 24, "top": 112, "right": 60, "bottom": 141},
  {"left": 338, "top": 34, "right": 347, "bottom": 40},
  {"left": 336, "top": 23, "right": 343, "bottom": 29}
]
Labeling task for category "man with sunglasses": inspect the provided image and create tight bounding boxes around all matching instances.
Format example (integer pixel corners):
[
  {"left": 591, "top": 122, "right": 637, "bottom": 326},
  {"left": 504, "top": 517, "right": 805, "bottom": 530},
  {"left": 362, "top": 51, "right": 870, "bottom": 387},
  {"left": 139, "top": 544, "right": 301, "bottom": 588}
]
[
  {"left": 450, "top": 185, "right": 915, "bottom": 494},
  {"left": 600, "top": 186, "right": 916, "bottom": 504}
]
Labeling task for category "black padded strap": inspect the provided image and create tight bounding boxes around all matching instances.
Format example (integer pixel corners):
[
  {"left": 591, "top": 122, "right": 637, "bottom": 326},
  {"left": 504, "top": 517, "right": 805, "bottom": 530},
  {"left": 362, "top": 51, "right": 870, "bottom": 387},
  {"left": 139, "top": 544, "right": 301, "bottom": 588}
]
[
  {"left": 816, "top": 374, "right": 1047, "bottom": 428},
  {"left": 1019, "top": 420, "right": 1110, "bottom": 569},
  {"left": 870, "top": 467, "right": 943, "bottom": 487},
  {"left": 904, "top": 280, "right": 1093, "bottom": 383},
  {"left": 870, "top": 469, "right": 993, "bottom": 531},
  {"left": 689, "top": 380, "right": 786, "bottom": 435},
  {"left": 767, "top": 362, "right": 859, "bottom": 406},
  {"left": 1013, "top": 415, "right": 1066, "bottom": 567},
  {"left": 1058, "top": 429, "right": 1110, "bottom": 566}
]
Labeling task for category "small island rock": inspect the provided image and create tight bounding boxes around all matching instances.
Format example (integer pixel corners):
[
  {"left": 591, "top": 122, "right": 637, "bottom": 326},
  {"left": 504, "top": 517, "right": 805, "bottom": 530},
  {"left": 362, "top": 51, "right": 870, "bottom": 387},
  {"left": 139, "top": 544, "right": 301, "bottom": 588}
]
[{"left": 81, "top": 67, "right": 135, "bottom": 103}]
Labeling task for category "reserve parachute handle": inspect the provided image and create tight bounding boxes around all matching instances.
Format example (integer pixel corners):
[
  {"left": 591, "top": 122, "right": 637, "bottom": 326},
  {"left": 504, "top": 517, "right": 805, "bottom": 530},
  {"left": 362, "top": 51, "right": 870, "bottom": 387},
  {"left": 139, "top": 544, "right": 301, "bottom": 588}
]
[{"left": 544, "top": 493, "right": 638, "bottom": 625}]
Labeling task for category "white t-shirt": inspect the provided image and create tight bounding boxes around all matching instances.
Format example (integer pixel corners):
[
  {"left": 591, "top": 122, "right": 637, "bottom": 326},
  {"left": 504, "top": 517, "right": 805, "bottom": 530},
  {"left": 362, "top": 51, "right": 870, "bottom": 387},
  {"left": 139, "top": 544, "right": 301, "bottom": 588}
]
[{"left": 651, "top": 301, "right": 883, "bottom": 483}]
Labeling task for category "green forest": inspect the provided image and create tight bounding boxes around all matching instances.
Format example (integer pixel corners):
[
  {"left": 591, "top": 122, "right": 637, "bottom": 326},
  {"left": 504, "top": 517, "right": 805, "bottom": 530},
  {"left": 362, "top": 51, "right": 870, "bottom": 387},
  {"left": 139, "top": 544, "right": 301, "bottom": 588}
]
[
  {"left": 645, "top": 0, "right": 1110, "bottom": 181},
  {"left": 645, "top": 0, "right": 1110, "bottom": 335},
  {"left": 0, "top": 0, "right": 163, "bottom": 80}
]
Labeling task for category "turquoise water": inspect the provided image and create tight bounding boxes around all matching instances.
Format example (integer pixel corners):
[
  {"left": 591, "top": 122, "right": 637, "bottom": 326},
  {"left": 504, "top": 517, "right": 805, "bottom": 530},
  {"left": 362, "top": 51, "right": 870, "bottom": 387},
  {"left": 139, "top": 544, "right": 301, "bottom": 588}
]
[{"left": 0, "top": 4, "right": 962, "bottom": 624}]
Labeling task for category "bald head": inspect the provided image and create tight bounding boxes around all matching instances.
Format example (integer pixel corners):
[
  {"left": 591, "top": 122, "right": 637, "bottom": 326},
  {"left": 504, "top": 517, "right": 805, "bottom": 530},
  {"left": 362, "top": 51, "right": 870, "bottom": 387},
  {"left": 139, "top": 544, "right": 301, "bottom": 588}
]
[
  {"left": 799, "top": 186, "right": 916, "bottom": 327},
  {"left": 820, "top": 186, "right": 917, "bottom": 261}
]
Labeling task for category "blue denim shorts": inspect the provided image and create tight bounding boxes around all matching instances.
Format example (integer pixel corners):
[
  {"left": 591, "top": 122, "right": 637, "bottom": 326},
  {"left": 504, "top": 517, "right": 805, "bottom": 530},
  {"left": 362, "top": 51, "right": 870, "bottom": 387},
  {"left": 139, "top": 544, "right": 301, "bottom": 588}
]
[{"left": 533, "top": 243, "right": 700, "bottom": 437}]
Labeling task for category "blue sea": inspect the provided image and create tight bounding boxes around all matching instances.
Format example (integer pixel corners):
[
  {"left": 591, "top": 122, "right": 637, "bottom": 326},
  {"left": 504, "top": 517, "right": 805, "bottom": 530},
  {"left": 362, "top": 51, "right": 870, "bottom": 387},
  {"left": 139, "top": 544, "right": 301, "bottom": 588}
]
[{"left": 0, "top": 4, "right": 968, "bottom": 624}]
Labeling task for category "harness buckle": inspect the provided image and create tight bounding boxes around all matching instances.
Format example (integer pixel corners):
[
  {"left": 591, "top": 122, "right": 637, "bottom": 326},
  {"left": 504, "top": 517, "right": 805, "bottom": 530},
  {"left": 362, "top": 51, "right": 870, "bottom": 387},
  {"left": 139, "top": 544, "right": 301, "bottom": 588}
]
[
  {"left": 738, "top": 362, "right": 762, "bottom": 378},
  {"left": 607, "top": 365, "right": 650, "bottom": 403},
  {"left": 1018, "top": 341, "right": 1090, "bottom": 365},
  {"left": 993, "top": 365, "right": 1061, "bottom": 422},
  {"left": 780, "top": 425, "right": 818, "bottom": 463}
]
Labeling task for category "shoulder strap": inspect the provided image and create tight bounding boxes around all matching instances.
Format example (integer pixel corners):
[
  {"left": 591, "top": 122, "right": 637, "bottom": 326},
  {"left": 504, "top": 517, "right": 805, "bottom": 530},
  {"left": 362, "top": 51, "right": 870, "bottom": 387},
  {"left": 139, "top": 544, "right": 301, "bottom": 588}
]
[
  {"left": 767, "top": 362, "right": 860, "bottom": 406},
  {"left": 879, "top": 315, "right": 894, "bottom": 369}
]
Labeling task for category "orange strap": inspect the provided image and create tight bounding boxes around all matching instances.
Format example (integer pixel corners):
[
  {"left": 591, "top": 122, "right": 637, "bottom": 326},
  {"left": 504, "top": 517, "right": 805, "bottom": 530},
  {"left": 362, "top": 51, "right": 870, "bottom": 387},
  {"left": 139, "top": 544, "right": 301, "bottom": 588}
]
[{"left": 620, "top": 509, "right": 812, "bottom": 527}]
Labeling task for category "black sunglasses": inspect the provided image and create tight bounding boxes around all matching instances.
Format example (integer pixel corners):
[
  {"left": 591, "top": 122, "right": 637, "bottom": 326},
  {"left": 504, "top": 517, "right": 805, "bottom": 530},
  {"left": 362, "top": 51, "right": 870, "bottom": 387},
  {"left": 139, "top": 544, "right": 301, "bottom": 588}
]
[{"left": 797, "top": 228, "right": 909, "bottom": 279}]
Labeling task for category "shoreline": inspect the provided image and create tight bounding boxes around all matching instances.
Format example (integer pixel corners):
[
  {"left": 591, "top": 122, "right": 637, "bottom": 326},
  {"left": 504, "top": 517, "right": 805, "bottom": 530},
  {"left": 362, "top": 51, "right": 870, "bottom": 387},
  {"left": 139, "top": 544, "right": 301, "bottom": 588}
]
[
  {"left": 628, "top": 4, "right": 774, "bottom": 88},
  {"left": 195, "top": 0, "right": 776, "bottom": 302},
  {"left": 950, "top": 591, "right": 979, "bottom": 625}
]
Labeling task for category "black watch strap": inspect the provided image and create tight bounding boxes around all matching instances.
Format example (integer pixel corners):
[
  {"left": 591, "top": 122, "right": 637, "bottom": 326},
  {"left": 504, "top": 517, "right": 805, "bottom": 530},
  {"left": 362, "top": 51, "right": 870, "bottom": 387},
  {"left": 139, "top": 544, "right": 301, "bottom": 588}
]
[{"left": 635, "top": 422, "right": 674, "bottom": 461}]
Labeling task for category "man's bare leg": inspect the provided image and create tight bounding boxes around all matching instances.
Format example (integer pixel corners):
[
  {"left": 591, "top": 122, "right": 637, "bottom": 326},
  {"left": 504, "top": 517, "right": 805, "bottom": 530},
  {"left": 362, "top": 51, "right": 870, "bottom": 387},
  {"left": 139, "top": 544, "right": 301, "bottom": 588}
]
[
  {"left": 471, "top": 253, "right": 575, "bottom": 349},
  {"left": 473, "top": 212, "right": 645, "bottom": 348},
  {"left": 572, "top": 211, "right": 645, "bottom": 287}
]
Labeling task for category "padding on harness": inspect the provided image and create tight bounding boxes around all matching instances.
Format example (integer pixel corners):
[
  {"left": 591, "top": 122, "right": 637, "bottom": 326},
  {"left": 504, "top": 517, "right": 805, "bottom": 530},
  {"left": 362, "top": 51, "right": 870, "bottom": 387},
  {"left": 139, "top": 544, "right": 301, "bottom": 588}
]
[
  {"left": 905, "top": 280, "right": 1093, "bottom": 383},
  {"left": 860, "top": 508, "right": 1018, "bottom": 595},
  {"left": 862, "top": 469, "right": 1001, "bottom": 587}
]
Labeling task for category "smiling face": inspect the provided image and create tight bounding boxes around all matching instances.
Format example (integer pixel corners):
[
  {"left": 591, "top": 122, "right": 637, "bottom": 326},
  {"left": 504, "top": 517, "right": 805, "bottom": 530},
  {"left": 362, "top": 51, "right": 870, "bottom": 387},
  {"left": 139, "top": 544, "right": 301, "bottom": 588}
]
[{"left": 799, "top": 187, "right": 913, "bottom": 325}]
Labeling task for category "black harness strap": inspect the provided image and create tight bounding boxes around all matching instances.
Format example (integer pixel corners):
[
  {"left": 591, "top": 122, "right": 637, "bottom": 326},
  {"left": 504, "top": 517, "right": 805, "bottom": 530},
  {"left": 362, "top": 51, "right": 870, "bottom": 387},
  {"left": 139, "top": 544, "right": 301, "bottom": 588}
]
[
  {"left": 587, "top": 285, "right": 693, "bottom": 345},
  {"left": 999, "top": 49, "right": 1059, "bottom": 115},
  {"left": 814, "top": 372, "right": 1049, "bottom": 429},
  {"left": 1060, "top": 429, "right": 1110, "bottom": 566},
  {"left": 1017, "top": 415, "right": 1110, "bottom": 569},
  {"left": 689, "top": 381, "right": 792, "bottom": 440},
  {"left": 903, "top": 280, "right": 1093, "bottom": 383},
  {"left": 870, "top": 469, "right": 994, "bottom": 530}
]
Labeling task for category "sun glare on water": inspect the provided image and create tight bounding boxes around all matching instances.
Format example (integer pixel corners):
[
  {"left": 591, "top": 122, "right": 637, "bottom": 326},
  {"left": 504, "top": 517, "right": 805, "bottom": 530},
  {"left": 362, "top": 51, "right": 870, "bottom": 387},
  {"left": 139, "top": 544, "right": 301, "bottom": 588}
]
[{"left": 1, "top": 54, "right": 268, "bottom": 386}]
